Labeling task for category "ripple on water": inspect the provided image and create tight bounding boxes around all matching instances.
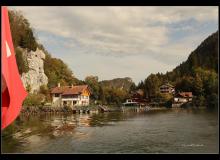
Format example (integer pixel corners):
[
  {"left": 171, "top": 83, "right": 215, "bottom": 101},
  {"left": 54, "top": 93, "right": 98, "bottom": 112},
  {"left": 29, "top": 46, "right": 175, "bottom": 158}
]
[{"left": 2, "top": 109, "right": 218, "bottom": 153}]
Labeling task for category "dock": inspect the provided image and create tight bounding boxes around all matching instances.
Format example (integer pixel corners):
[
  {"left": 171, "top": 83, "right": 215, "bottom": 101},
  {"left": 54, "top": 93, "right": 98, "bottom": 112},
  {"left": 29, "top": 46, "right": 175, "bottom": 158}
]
[{"left": 98, "top": 105, "right": 109, "bottom": 112}]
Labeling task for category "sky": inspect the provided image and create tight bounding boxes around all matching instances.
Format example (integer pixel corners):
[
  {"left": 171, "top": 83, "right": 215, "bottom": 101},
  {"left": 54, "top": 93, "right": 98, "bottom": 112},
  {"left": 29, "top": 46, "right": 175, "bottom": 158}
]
[{"left": 10, "top": 6, "right": 218, "bottom": 84}]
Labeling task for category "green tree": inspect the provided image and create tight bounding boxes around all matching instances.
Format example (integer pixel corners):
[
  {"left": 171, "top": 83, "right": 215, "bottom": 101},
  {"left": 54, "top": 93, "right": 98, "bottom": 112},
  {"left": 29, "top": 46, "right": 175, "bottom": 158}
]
[
  {"left": 85, "top": 75, "right": 100, "bottom": 100},
  {"left": 206, "top": 93, "right": 218, "bottom": 108},
  {"left": 175, "top": 76, "right": 194, "bottom": 93},
  {"left": 193, "top": 74, "right": 204, "bottom": 96},
  {"left": 99, "top": 86, "right": 106, "bottom": 104},
  {"left": 23, "top": 93, "right": 45, "bottom": 106},
  {"left": 39, "top": 85, "right": 51, "bottom": 102},
  {"left": 129, "top": 83, "right": 136, "bottom": 93},
  {"left": 9, "top": 10, "right": 37, "bottom": 51},
  {"left": 144, "top": 74, "right": 162, "bottom": 98},
  {"left": 44, "top": 53, "right": 79, "bottom": 89}
]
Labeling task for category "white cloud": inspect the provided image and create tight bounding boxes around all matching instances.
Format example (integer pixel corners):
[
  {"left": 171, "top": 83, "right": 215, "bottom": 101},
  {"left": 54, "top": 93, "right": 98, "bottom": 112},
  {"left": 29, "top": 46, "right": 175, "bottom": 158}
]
[
  {"left": 10, "top": 6, "right": 217, "bottom": 55},
  {"left": 9, "top": 6, "right": 218, "bottom": 83}
]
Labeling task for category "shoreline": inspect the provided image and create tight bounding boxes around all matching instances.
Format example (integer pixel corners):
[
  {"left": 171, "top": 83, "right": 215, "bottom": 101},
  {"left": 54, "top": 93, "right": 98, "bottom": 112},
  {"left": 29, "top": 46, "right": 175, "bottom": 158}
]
[{"left": 20, "top": 105, "right": 210, "bottom": 115}]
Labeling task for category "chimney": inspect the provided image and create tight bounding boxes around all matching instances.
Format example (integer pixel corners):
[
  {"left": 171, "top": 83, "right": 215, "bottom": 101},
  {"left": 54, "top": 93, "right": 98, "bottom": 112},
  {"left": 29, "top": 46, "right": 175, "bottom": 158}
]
[{"left": 58, "top": 83, "right": 60, "bottom": 87}]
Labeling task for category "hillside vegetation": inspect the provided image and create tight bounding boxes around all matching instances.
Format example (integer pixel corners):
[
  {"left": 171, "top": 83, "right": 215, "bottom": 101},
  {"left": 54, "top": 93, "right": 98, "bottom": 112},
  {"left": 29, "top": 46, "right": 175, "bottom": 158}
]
[
  {"left": 9, "top": 10, "right": 134, "bottom": 105},
  {"left": 138, "top": 31, "right": 218, "bottom": 108},
  {"left": 8, "top": 10, "right": 218, "bottom": 107},
  {"left": 9, "top": 10, "right": 80, "bottom": 89}
]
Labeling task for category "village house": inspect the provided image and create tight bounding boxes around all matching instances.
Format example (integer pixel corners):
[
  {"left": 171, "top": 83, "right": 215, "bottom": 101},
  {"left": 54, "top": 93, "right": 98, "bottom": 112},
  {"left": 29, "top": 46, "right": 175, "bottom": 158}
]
[
  {"left": 159, "top": 83, "right": 175, "bottom": 94},
  {"left": 50, "top": 83, "right": 91, "bottom": 108},
  {"left": 173, "top": 92, "right": 193, "bottom": 103},
  {"left": 124, "top": 89, "right": 149, "bottom": 106}
]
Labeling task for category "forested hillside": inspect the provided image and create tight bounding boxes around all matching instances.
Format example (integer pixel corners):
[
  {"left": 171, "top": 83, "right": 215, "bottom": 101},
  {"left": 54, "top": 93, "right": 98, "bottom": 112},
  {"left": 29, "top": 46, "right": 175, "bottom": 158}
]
[
  {"left": 138, "top": 31, "right": 218, "bottom": 108},
  {"left": 100, "top": 77, "right": 135, "bottom": 91}
]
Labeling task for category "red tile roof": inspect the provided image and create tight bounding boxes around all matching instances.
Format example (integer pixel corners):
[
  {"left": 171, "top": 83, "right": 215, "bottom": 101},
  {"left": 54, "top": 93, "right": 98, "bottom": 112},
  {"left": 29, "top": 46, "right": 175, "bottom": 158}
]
[
  {"left": 178, "top": 92, "right": 193, "bottom": 98},
  {"left": 50, "top": 86, "right": 69, "bottom": 94},
  {"left": 51, "top": 85, "right": 90, "bottom": 95}
]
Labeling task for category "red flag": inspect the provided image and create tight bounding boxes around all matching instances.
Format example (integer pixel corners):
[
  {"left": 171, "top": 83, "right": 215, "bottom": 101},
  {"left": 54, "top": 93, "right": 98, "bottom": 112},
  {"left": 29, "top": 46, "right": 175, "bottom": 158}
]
[{"left": 1, "top": 6, "right": 28, "bottom": 129}]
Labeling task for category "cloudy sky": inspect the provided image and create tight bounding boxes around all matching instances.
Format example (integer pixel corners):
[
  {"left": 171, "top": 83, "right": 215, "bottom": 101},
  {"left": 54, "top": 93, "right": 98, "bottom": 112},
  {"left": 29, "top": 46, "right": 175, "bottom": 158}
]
[{"left": 10, "top": 6, "right": 218, "bottom": 84}]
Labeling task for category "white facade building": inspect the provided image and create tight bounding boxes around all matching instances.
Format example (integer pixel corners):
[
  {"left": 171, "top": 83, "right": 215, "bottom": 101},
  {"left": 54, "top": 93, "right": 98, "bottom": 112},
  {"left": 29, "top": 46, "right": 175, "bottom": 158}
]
[{"left": 51, "top": 84, "right": 91, "bottom": 108}]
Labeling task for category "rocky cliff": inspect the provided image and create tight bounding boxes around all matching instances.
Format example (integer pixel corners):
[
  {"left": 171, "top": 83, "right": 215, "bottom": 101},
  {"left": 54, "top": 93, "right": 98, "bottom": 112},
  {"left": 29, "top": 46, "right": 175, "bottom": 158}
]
[
  {"left": 20, "top": 47, "right": 48, "bottom": 93},
  {"left": 100, "top": 77, "right": 135, "bottom": 91},
  {"left": 9, "top": 9, "right": 79, "bottom": 93}
]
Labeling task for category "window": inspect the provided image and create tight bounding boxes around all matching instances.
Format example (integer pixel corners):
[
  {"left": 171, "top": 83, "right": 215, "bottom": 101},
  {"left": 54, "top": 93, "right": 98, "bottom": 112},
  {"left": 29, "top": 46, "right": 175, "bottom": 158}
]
[
  {"left": 55, "top": 93, "right": 60, "bottom": 97},
  {"left": 73, "top": 95, "right": 77, "bottom": 98}
]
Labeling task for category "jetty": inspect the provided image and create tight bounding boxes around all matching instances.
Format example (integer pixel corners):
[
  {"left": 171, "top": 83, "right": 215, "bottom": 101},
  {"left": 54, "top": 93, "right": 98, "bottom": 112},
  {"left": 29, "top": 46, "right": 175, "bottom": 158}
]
[{"left": 98, "top": 105, "right": 109, "bottom": 112}]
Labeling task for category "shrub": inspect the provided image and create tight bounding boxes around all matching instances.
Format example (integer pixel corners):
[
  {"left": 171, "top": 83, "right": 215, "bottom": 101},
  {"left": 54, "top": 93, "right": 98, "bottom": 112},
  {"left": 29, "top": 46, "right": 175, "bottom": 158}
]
[
  {"left": 63, "top": 105, "right": 72, "bottom": 112},
  {"left": 206, "top": 93, "right": 218, "bottom": 108},
  {"left": 164, "top": 99, "right": 172, "bottom": 108},
  {"left": 192, "top": 95, "right": 206, "bottom": 107},
  {"left": 23, "top": 93, "right": 45, "bottom": 106}
]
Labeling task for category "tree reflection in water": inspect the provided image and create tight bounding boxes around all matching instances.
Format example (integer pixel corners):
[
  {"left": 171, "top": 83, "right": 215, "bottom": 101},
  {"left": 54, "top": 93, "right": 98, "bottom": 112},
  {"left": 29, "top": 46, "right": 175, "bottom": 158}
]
[{"left": 2, "top": 109, "right": 218, "bottom": 153}]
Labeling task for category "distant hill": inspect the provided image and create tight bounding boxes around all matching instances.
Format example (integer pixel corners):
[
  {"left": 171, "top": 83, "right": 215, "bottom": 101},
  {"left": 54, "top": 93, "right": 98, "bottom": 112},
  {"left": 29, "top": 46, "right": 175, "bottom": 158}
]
[
  {"left": 169, "top": 31, "right": 218, "bottom": 79},
  {"left": 100, "top": 77, "right": 135, "bottom": 91},
  {"left": 187, "top": 31, "right": 218, "bottom": 72}
]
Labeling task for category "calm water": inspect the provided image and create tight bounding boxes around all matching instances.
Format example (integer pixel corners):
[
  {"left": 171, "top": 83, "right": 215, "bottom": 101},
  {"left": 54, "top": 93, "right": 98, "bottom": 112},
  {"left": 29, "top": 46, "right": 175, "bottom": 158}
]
[{"left": 2, "top": 108, "right": 219, "bottom": 153}]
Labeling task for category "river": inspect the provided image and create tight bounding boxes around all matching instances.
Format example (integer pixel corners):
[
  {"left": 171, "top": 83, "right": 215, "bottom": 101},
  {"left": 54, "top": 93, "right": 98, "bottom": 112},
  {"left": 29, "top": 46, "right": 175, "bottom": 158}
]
[{"left": 2, "top": 108, "right": 218, "bottom": 153}]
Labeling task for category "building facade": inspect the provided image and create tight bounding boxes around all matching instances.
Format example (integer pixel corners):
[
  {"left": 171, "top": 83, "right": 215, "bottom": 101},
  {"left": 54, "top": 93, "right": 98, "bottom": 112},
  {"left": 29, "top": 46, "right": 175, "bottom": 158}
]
[
  {"left": 173, "top": 92, "right": 193, "bottom": 103},
  {"left": 159, "top": 83, "right": 175, "bottom": 94},
  {"left": 51, "top": 84, "right": 91, "bottom": 108},
  {"left": 124, "top": 89, "right": 149, "bottom": 106}
]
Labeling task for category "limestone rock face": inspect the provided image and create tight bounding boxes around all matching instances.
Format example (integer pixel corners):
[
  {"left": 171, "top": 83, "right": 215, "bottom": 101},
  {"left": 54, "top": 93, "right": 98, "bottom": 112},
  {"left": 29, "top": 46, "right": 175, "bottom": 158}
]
[{"left": 21, "top": 48, "right": 48, "bottom": 93}]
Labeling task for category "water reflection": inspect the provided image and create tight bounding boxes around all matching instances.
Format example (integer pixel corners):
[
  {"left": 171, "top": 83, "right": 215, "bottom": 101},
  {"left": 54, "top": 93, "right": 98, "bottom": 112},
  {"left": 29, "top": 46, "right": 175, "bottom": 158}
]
[{"left": 2, "top": 108, "right": 218, "bottom": 153}]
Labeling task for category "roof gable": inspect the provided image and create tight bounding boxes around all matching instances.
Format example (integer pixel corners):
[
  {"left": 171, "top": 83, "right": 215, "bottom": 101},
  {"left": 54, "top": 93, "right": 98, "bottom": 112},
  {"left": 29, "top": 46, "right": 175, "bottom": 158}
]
[
  {"left": 51, "top": 85, "right": 90, "bottom": 95},
  {"left": 176, "top": 92, "right": 193, "bottom": 98}
]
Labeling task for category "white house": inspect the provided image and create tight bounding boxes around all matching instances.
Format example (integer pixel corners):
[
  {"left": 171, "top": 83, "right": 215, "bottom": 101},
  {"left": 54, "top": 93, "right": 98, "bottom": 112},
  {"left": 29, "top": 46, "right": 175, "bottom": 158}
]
[{"left": 51, "top": 83, "right": 91, "bottom": 108}]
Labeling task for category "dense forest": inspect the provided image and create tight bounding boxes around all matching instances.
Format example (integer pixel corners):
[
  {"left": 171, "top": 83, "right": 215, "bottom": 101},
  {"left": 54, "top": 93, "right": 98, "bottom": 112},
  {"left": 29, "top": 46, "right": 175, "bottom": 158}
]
[{"left": 9, "top": 10, "right": 218, "bottom": 108}]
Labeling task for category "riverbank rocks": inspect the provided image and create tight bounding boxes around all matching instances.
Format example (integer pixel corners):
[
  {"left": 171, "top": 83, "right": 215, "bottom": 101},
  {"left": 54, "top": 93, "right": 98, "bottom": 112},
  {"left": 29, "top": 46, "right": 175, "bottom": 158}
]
[{"left": 20, "top": 47, "right": 48, "bottom": 93}]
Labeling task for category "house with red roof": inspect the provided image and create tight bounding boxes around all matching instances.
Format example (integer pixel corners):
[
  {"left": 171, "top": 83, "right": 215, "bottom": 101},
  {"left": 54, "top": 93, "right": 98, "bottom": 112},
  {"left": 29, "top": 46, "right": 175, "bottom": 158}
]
[
  {"left": 124, "top": 89, "right": 149, "bottom": 106},
  {"left": 173, "top": 92, "right": 193, "bottom": 103},
  {"left": 50, "top": 83, "right": 91, "bottom": 108}
]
